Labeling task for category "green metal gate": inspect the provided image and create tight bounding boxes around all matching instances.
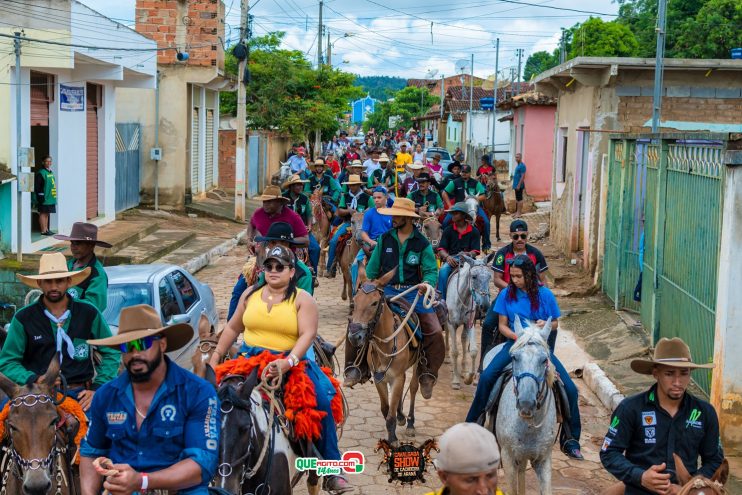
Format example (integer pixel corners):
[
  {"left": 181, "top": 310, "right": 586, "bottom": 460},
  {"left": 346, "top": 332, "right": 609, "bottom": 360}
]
[{"left": 603, "top": 135, "right": 726, "bottom": 393}]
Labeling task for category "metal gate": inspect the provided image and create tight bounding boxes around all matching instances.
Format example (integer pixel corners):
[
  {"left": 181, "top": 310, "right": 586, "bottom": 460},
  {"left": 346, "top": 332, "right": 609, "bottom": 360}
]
[
  {"left": 114, "top": 123, "right": 141, "bottom": 212},
  {"left": 248, "top": 134, "right": 259, "bottom": 197},
  {"left": 191, "top": 107, "right": 201, "bottom": 195},
  {"left": 603, "top": 135, "right": 725, "bottom": 393},
  {"left": 205, "top": 109, "right": 215, "bottom": 190}
]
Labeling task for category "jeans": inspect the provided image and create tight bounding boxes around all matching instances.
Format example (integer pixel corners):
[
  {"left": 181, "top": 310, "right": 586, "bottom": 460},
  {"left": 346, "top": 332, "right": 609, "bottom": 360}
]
[
  {"left": 326, "top": 223, "right": 350, "bottom": 271},
  {"left": 227, "top": 274, "right": 247, "bottom": 322},
  {"left": 465, "top": 340, "right": 581, "bottom": 443},
  {"left": 437, "top": 262, "right": 453, "bottom": 299},
  {"left": 350, "top": 248, "right": 368, "bottom": 294},
  {"left": 442, "top": 207, "right": 491, "bottom": 249},
  {"left": 308, "top": 233, "right": 320, "bottom": 273}
]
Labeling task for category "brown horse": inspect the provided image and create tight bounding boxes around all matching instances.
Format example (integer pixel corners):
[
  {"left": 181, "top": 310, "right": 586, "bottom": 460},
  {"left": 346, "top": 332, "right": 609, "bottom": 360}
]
[
  {"left": 310, "top": 188, "right": 332, "bottom": 277},
  {"left": 0, "top": 358, "right": 78, "bottom": 495},
  {"left": 482, "top": 175, "right": 507, "bottom": 242},
  {"left": 420, "top": 216, "right": 442, "bottom": 249},
  {"left": 675, "top": 453, "right": 729, "bottom": 495},
  {"left": 192, "top": 314, "right": 240, "bottom": 378},
  {"left": 348, "top": 270, "right": 420, "bottom": 446},
  {"left": 338, "top": 212, "right": 364, "bottom": 305}
]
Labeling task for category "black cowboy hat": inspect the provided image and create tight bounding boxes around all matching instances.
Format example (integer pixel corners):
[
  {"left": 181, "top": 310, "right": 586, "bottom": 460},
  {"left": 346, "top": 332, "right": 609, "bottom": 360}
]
[
  {"left": 254, "top": 222, "right": 303, "bottom": 245},
  {"left": 447, "top": 160, "right": 462, "bottom": 173},
  {"left": 416, "top": 173, "right": 432, "bottom": 183}
]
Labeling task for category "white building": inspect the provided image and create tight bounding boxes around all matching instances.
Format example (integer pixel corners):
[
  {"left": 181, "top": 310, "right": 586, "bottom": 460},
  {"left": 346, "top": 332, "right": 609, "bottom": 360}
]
[{"left": 0, "top": 0, "right": 156, "bottom": 254}]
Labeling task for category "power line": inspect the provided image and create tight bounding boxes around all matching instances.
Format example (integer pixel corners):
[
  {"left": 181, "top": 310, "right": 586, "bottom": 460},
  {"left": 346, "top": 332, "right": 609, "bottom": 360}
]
[{"left": 0, "top": 32, "right": 212, "bottom": 52}]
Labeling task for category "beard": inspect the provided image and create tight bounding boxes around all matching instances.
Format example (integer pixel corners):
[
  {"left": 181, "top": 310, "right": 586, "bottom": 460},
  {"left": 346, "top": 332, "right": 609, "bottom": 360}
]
[
  {"left": 126, "top": 351, "right": 163, "bottom": 383},
  {"left": 44, "top": 290, "right": 66, "bottom": 303}
]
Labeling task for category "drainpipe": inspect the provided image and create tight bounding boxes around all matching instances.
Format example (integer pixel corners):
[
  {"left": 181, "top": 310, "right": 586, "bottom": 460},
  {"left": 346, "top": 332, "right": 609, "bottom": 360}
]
[
  {"left": 154, "top": 70, "right": 160, "bottom": 210},
  {"left": 14, "top": 32, "right": 22, "bottom": 262}
]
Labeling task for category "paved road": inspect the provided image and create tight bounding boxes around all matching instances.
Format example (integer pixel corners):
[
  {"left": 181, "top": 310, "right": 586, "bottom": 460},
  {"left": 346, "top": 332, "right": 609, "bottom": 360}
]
[{"left": 198, "top": 244, "right": 619, "bottom": 494}]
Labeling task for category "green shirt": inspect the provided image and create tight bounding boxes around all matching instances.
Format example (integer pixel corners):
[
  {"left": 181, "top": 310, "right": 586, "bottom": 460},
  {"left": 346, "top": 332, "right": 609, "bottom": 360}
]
[
  {"left": 444, "top": 177, "right": 485, "bottom": 197},
  {"left": 38, "top": 168, "right": 57, "bottom": 205},
  {"left": 366, "top": 229, "right": 438, "bottom": 286},
  {"left": 67, "top": 256, "right": 108, "bottom": 313},
  {"left": 256, "top": 259, "right": 314, "bottom": 295},
  {"left": 338, "top": 192, "right": 373, "bottom": 212},
  {"left": 407, "top": 190, "right": 443, "bottom": 213}
]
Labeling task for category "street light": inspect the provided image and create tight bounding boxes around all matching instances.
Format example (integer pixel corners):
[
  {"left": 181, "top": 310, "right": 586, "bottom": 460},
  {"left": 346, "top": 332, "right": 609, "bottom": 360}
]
[{"left": 327, "top": 32, "right": 353, "bottom": 66}]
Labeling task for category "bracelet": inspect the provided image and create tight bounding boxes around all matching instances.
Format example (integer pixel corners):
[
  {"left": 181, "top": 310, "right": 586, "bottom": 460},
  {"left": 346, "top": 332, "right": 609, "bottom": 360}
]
[{"left": 141, "top": 473, "right": 149, "bottom": 491}]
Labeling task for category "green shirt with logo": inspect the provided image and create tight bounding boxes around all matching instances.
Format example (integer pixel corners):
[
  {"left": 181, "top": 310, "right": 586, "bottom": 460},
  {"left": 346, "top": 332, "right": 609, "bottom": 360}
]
[{"left": 38, "top": 168, "right": 57, "bottom": 206}]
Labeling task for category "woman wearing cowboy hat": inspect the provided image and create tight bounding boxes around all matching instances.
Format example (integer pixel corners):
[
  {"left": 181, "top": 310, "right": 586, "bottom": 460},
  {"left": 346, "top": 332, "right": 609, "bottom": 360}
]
[
  {"left": 325, "top": 174, "right": 373, "bottom": 277},
  {"left": 600, "top": 338, "right": 724, "bottom": 495}
]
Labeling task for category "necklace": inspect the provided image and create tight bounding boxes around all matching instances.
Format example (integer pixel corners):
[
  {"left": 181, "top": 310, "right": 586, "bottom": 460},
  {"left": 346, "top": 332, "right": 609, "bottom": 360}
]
[
  {"left": 135, "top": 405, "right": 147, "bottom": 419},
  {"left": 265, "top": 288, "right": 283, "bottom": 301}
]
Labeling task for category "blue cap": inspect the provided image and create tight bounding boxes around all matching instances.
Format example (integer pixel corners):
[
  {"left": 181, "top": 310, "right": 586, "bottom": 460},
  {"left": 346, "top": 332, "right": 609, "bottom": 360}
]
[{"left": 372, "top": 186, "right": 388, "bottom": 195}]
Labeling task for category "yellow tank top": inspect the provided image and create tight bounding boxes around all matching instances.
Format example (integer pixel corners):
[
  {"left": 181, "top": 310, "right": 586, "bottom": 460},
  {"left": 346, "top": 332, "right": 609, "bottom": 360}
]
[{"left": 242, "top": 287, "right": 301, "bottom": 352}]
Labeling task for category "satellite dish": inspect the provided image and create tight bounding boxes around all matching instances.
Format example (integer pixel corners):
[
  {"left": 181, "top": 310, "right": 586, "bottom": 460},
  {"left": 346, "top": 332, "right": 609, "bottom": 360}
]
[
  {"left": 455, "top": 59, "right": 471, "bottom": 74},
  {"left": 425, "top": 69, "right": 439, "bottom": 79}
]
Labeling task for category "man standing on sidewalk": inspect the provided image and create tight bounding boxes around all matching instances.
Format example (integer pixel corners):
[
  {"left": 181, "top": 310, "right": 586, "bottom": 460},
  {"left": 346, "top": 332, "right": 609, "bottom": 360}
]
[
  {"left": 35, "top": 155, "right": 57, "bottom": 235},
  {"left": 513, "top": 152, "right": 527, "bottom": 218}
]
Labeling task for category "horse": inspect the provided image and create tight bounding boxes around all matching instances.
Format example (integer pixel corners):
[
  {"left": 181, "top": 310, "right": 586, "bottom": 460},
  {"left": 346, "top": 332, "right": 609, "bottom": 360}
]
[
  {"left": 482, "top": 175, "right": 507, "bottom": 241},
  {"left": 338, "top": 212, "right": 364, "bottom": 306},
  {"left": 206, "top": 367, "right": 321, "bottom": 495},
  {"left": 444, "top": 255, "right": 494, "bottom": 389},
  {"left": 420, "top": 216, "right": 442, "bottom": 249},
  {"left": 463, "top": 195, "right": 490, "bottom": 249},
  {"left": 348, "top": 270, "right": 420, "bottom": 446},
  {"left": 192, "top": 314, "right": 241, "bottom": 379},
  {"left": 0, "top": 358, "right": 79, "bottom": 495},
  {"left": 490, "top": 317, "right": 557, "bottom": 495},
  {"left": 675, "top": 453, "right": 729, "bottom": 495},
  {"left": 310, "top": 189, "right": 332, "bottom": 278},
  {"left": 271, "top": 160, "right": 292, "bottom": 186}
]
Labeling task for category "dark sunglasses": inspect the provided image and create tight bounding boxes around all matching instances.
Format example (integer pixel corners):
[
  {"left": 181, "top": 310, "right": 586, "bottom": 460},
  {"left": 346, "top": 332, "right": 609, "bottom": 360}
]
[
  {"left": 511, "top": 233, "right": 528, "bottom": 240},
  {"left": 119, "top": 335, "right": 161, "bottom": 354},
  {"left": 263, "top": 262, "right": 288, "bottom": 273}
]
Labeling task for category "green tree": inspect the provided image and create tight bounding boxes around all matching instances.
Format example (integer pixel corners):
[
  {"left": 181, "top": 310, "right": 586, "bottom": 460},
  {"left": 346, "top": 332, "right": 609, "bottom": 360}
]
[
  {"left": 674, "top": 0, "right": 742, "bottom": 58},
  {"left": 523, "top": 51, "right": 558, "bottom": 81},
  {"left": 362, "top": 86, "right": 438, "bottom": 132},
  {"left": 567, "top": 17, "right": 639, "bottom": 59},
  {"left": 354, "top": 76, "right": 407, "bottom": 100}
]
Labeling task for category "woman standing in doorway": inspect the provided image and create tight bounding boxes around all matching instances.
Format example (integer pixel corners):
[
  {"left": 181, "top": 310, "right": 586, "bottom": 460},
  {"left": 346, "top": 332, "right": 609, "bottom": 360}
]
[{"left": 35, "top": 155, "right": 57, "bottom": 235}]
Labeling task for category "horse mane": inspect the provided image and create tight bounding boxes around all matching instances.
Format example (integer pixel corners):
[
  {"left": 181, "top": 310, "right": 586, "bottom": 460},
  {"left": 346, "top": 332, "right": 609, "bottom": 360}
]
[
  {"left": 510, "top": 328, "right": 556, "bottom": 387},
  {"left": 678, "top": 477, "right": 726, "bottom": 495}
]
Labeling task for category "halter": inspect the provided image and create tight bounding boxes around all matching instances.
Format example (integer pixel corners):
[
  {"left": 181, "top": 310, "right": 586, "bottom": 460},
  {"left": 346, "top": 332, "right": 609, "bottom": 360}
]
[{"left": 511, "top": 342, "right": 552, "bottom": 415}]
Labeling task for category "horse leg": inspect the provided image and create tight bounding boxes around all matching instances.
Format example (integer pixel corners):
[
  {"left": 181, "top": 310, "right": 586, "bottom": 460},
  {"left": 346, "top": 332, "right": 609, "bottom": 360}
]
[
  {"left": 306, "top": 471, "right": 321, "bottom": 495},
  {"left": 517, "top": 465, "right": 527, "bottom": 495},
  {"left": 533, "top": 455, "right": 553, "bottom": 495},
  {"left": 443, "top": 322, "right": 450, "bottom": 364},
  {"left": 501, "top": 449, "right": 519, "bottom": 495},
  {"left": 495, "top": 213, "right": 501, "bottom": 241},
  {"left": 376, "top": 380, "right": 390, "bottom": 420},
  {"left": 463, "top": 324, "right": 477, "bottom": 386},
  {"left": 449, "top": 321, "right": 461, "bottom": 390},
  {"left": 406, "top": 367, "right": 419, "bottom": 437},
  {"left": 387, "top": 375, "right": 405, "bottom": 447}
]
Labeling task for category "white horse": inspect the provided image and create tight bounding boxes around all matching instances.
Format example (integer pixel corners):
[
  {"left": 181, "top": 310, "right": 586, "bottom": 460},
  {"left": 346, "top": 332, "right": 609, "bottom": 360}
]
[
  {"left": 444, "top": 255, "right": 493, "bottom": 389},
  {"left": 489, "top": 317, "right": 557, "bottom": 495},
  {"left": 271, "top": 160, "right": 293, "bottom": 186}
]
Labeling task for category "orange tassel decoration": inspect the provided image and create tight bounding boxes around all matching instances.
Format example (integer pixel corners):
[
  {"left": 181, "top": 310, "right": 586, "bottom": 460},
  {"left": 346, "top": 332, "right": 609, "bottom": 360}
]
[{"left": 216, "top": 351, "right": 344, "bottom": 441}]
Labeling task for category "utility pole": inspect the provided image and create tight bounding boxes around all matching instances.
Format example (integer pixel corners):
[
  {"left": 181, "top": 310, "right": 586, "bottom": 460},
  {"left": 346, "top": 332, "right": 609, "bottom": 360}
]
[
  {"left": 326, "top": 29, "right": 331, "bottom": 66},
  {"left": 14, "top": 31, "right": 22, "bottom": 262},
  {"left": 491, "top": 38, "right": 499, "bottom": 162},
  {"left": 515, "top": 49, "right": 524, "bottom": 95},
  {"left": 651, "top": 0, "right": 668, "bottom": 133},
  {"left": 468, "top": 53, "right": 474, "bottom": 146},
  {"left": 234, "top": 0, "right": 248, "bottom": 221},
  {"left": 560, "top": 28, "right": 566, "bottom": 64},
  {"left": 317, "top": 0, "right": 323, "bottom": 67}
]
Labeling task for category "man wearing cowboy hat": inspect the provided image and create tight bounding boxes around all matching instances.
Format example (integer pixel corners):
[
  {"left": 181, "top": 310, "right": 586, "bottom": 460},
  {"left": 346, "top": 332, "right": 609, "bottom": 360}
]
[
  {"left": 439, "top": 161, "right": 462, "bottom": 193},
  {"left": 407, "top": 173, "right": 443, "bottom": 219},
  {"left": 288, "top": 145, "right": 309, "bottom": 174},
  {"left": 247, "top": 185, "right": 309, "bottom": 255},
  {"left": 282, "top": 174, "right": 312, "bottom": 228},
  {"left": 326, "top": 174, "right": 373, "bottom": 278},
  {"left": 304, "top": 158, "right": 341, "bottom": 204},
  {"left": 600, "top": 337, "right": 724, "bottom": 495},
  {"left": 399, "top": 161, "right": 425, "bottom": 197},
  {"left": 442, "top": 164, "right": 492, "bottom": 252},
  {"left": 80, "top": 304, "right": 219, "bottom": 495},
  {"left": 0, "top": 253, "right": 119, "bottom": 410},
  {"left": 360, "top": 197, "right": 445, "bottom": 399},
  {"left": 53, "top": 222, "right": 111, "bottom": 312},
  {"left": 337, "top": 159, "right": 367, "bottom": 193},
  {"left": 368, "top": 153, "right": 395, "bottom": 191},
  {"left": 436, "top": 203, "right": 481, "bottom": 300}
]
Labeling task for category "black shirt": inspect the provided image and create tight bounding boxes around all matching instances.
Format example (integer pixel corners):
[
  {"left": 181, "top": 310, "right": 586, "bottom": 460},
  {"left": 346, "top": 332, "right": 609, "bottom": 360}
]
[
  {"left": 284, "top": 191, "right": 311, "bottom": 226},
  {"left": 600, "top": 385, "right": 724, "bottom": 494},
  {"left": 438, "top": 223, "right": 481, "bottom": 256},
  {"left": 492, "top": 243, "right": 548, "bottom": 283}
]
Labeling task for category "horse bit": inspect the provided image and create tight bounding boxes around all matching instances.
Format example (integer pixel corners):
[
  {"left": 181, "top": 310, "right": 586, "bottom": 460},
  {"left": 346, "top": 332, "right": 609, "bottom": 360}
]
[{"left": 0, "top": 393, "right": 68, "bottom": 495}]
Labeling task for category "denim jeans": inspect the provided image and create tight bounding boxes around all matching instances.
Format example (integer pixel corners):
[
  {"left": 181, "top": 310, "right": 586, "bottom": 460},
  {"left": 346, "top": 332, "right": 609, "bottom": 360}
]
[
  {"left": 466, "top": 340, "right": 581, "bottom": 442},
  {"left": 227, "top": 274, "right": 247, "bottom": 322},
  {"left": 308, "top": 233, "right": 320, "bottom": 273},
  {"left": 442, "top": 207, "right": 491, "bottom": 249},
  {"left": 437, "top": 262, "right": 453, "bottom": 299},
  {"left": 326, "top": 223, "right": 350, "bottom": 271},
  {"left": 350, "top": 249, "right": 368, "bottom": 295}
]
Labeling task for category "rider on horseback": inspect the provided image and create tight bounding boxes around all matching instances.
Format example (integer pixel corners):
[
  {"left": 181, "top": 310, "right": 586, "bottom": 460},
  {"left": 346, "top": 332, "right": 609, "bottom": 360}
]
[
  {"left": 282, "top": 174, "right": 312, "bottom": 227},
  {"left": 337, "top": 160, "right": 368, "bottom": 192},
  {"left": 436, "top": 203, "right": 481, "bottom": 301},
  {"left": 304, "top": 158, "right": 341, "bottom": 204},
  {"left": 349, "top": 186, "right": 392, "bottom": 294},
  {"left": 441, "top": 165, "right": 492, "bottom": 252},
  {"left": 326, "top": 174, "right": 373, "bottom": 278},
  {"left": 465, "top": 255, "right": 584, "bottom": 460},
  {"left": 407, "top": 173, "right": 443, "bottom": 218},
  {"left": 348, "top": 197, "right": 446, "bottom": 399},
  {"left": 368, "top": 154, "right": 396, "bottom": 192}
]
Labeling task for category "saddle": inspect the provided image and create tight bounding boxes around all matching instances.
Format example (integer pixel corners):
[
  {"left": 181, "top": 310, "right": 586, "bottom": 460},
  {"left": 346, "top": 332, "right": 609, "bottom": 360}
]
[
  {"left": 334, "top": 231, "right": 353, "bottom": 262},
  {"left": 386, "top": 297, "right": 421, "bottom": 348}
]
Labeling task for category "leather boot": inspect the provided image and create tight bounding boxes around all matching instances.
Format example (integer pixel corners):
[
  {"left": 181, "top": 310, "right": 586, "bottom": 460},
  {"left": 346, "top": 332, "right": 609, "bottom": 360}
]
[
  {"left": 416, "top": 312, "right": 445, "bottom": 399},
  {"left": 343, "top": 336, "right": 368, "bottom": 388}
]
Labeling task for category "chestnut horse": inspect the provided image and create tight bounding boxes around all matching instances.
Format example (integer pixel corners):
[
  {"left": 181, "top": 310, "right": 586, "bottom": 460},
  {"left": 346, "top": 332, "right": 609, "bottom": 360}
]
[
  {"left": 482, "top": 175, "right": 507, "bottom": 241},
  {"left": 338, "top": 212, "right": 364, "bottom": 306},
  {"left": 310, "top": 188, "right": 332, "bottom": 277},
  {"left": 675, "top": 453, "right": 729, "bottom": 495}
]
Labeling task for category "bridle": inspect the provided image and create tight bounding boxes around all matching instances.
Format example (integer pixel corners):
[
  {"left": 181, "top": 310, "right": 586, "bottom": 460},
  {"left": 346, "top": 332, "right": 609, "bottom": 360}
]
[
  {"left": 510, "top": 341, "right": 552, "bottom": 422},
  {"left": 0, "top": 393, "right": 69, "bottom": 495},
  {"left": 678, "top": 478, "right": 726, "bottom": 495},
  {"left": 420, "top": 216, "right": 440, "bottom": 247}
]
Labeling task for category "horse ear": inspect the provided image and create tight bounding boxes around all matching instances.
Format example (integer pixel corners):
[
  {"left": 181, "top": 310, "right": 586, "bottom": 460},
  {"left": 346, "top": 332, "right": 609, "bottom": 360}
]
[
  {"left": 539, "top": 318, "right": 552, "bottom": 343},
  {"left": 513, "top": 315, "right": 526, "bottom": 338},
  {"left": 239, "top": 368, "right": 260, "bottom": 399},
  {"left": 461, "top": 254, "right": 475, "bottom": 265},
  {"left": 375, "top": 268, "right": 397, "bottom": 287},
  {"left": 198, "top": 314, "right": 212, "bottom": 340},
  {"left": 485, "top": 252, "right": 496, "bottom": 265},
  {"left": 40, "top": 354, "right": 61, "bottom": 390},
  {"left": 204, "top": 364, "right": 217, "bottom": 389},
  {"left": 673, "top": 453, "right": 693, "bottom": 485},
  {"left": 711, "top": 458, "right": 729, "bottom": 485},
  {"left": 0, "top": 372, "right": 19, "bottom": 399}
]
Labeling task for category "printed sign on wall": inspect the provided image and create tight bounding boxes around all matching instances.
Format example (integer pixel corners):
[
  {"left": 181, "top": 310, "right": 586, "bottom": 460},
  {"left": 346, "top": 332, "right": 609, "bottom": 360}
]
[{"left": 60, "top": 85, "right": 85, "bottom": 112}]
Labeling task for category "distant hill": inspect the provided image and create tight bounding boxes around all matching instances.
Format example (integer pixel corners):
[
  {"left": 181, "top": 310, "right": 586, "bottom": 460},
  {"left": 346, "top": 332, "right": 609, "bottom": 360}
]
[{"left": 354, "top": 76, "right": 406, "bottom": 101}]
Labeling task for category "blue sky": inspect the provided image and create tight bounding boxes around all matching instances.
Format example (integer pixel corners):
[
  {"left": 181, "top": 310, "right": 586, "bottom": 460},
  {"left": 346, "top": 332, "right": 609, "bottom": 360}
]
[{"left": 81, "top": 0, "right": 620, "bottom": 79}]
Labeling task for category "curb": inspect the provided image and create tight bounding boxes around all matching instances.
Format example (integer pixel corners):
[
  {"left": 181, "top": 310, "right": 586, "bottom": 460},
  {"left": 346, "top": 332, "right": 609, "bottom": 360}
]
[
  {"left": 181, "top": 230, "right": 247, "bottom": 275},
  {"left": 580, "top": 362, "right": 625, "bottom": 412}
]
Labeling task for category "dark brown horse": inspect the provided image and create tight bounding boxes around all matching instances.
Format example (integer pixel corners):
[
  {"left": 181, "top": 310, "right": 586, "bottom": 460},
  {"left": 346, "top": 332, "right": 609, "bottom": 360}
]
[
  {"left": 310, "top": 188, "right": 332, "bottom": 277},
  {"left": 675, "top": 453, "right": 729, "bottom": 495},
  {"left": 338, "top": 212, "right": 364, "bottom": 306},
  {"left": 482, "top": 175, "right": 507, "bottom": 242}
]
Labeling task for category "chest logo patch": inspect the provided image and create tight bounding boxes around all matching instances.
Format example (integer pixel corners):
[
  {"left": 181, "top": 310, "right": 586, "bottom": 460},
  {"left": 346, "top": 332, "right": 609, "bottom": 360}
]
[
  {"left": 385, "top": 248, "right": 393, "bottom": 253},
  {"left": 160, "top": 405, "right": 177, "bottom": 422},
  {"left": 107, "top": 412, "right": 127, "bottom": 425},
  {"left": 642, "top": 411, "right": 657, "bottom": 426},
  {"left": 686, "top": 408, "right": 703, "bottom": 429},
  {"left": 73, "top": 343, "right": 89, "bottom": 360},
  {"left": 406, "top": 253, "right": 420, "bottom": 265},
  {"left": 496, "top": 254, "right": 504, "bottom": 265},
  {"left": 67, "top": 288, "right": 80, "bottom": 299},
  {"left": 601, "top": 437, "right": 612, "bottom": 452}
]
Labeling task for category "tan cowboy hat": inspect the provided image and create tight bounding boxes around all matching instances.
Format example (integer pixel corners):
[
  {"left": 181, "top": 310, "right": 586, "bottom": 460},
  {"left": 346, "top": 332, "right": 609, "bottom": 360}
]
[
  {"left": 342, "top": 174, "right": 365, "bottom": 185},
  {"left": 378, "top": 197, "right": 420, "bottom": 218},
  {"left": 88, "top": 304, "right": 193, "bottom": 352},
  {"left": 313, "top": 158, "right": 326, "bottom": 167},
  {"left": 17, "top": 252, "right": 91, "bottom": 289},
  {"left": 408, "top": 161, "right": 424, "bottom": 170},
  {"left": 348, "top": 159, "right": 364, "bottom": 168},
  {"left": 54, "top": 222, "right": 112, "bottom": 248},
  {"left": 281, "top": 174, "right": 308, "bottom": 189},
  {"left": 379, "top": 153, "right": 390, "bottom": 163},
  {"left": 257, "top": 185, "right": 290, "bottom": 202},
  {"left": 630, "top": 337, "right": 714, "bottom": 375}
]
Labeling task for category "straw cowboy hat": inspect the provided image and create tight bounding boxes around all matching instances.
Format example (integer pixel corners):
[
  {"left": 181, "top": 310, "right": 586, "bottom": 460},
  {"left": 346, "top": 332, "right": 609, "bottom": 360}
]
[
  {"left": 379, "top": 153, "right": 390, "bottom": 163},
  {"left": 282, "top": 174, "right": 308, "bottom": 189},
  {"left": 342, "top": 174, "right": 365, "bottom": 185},
  {"left": 53, "top": 222, "right": 112, "bottom": 248},
  {"left": 630, "top": 337, "right": 714, "bottom": 375},
  {"left": 87, "top": 304, "right": 193, "bottom": 352},
  {"left": 378, "top": 197, "right": 420, "bottom": 218},
  {"left": 407, "top": 161, "right": 424, "bottom": 170},
  {"left": 348, "top": 159, "right": 364, "bottom": 168},
  {"left": 257, "top": 185, "right": 290, "bottom": 202},
  {"left": 17, "top": 252, "right": 91, "bottom": 289},
  {"left": 313, "top": 158, "right": 326, "bottom": 167}
]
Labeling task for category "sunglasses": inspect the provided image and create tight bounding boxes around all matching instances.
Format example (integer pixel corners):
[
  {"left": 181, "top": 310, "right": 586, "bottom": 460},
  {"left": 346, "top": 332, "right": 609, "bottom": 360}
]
[
  {"left": 511, "top": 233, "right": 528, "bottom": 240},
  {"left": 119, "top": 336, "right": 161, "bottom": 354},
  {"left": 263, "top": 262, "right": 288, "bottom": 273}
]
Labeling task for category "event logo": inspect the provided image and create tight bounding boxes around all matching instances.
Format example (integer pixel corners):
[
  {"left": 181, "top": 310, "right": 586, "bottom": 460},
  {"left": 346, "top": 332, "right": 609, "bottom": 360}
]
[
  {"left": 295, "top": 451, "right": 365, "bottom": 476},
  {"left": 686, "top": 409, "right": 703, "bottom": 429},
  {"left": 375, "top": 439, "right": 438, "bottom": 485}
]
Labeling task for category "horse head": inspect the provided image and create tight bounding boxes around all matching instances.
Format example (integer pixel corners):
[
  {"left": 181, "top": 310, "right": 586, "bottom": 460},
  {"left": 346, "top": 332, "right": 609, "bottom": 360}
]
[
  {"left": 214, "top": 368, "right": 261, "bottom": 493},
  {"left": 509, "top": 316, "right": 554, "bottom": 420},
  {"left": 461, "top": 256, "right": 493, "bottom": 316},
  {"left": 272, "top": 162, "right": 292, "bottom": 186},
  {"left": 348, "top": 269, "right": 396, "bottom": 348},
  {"left": 464, "top": 195, "right": 479, "bottom": 220},
  {"left": 350, "top": 212, "right": 365, "bottom": 241},
  {"left": 674, "top": 453, "right": 728, "bottom": 495},
  {"left": 421, "top": 217, "right": 442, "bottom": 248},
  {"left": 192, "top": 314, "right": 217, "bottom": 378},
  {"left": 0, "top": 356, "right": 63, "bottom": 495}
]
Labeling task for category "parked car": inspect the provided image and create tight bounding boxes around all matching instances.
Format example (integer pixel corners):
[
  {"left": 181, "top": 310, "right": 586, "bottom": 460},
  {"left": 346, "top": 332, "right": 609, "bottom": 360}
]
[
  {"left": 102, "top": 264, "right": 219, "bottom": 370},
  {"left": 424, "top": 147, "right": 454, "bottom": 169}
]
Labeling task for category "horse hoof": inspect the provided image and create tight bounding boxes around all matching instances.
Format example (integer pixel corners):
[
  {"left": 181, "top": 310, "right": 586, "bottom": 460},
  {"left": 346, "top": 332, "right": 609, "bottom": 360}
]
[
  {"left": 452, "top": 383, "right": 461, "bottom": 390},
  {"left": 390, "top": 439, "right": 399, "bottom": 448},
  {"left": 464, "top": 374, "right": 474, "bottom": 385},
  {"left": 405, "top": 427, "right": 416, "bottom": 437},
  {"left": 341, "top": 293, "right": 347, "bottom": 301},
  {"left": 397, "top": 415, "right": 406, "bottom": 426}
]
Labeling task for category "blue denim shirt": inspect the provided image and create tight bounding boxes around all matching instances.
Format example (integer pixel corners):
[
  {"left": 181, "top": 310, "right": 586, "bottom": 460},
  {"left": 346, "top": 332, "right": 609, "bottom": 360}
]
[{"left": 80, "top": 357, "right": 220, "bottom": 494}]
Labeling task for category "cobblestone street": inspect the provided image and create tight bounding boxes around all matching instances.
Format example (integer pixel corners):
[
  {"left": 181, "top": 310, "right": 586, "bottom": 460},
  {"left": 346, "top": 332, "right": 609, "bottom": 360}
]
[{"left": 198, "top": 244, "right": 619, "bottom": 494}]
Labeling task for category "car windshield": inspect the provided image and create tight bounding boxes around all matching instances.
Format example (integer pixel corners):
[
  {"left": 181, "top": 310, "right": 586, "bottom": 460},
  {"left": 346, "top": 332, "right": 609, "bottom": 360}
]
[
  {"left": 103, "top": 284, "right": 153, "bottom": 327},
  {"left": 426, "top": 150, "right": 451, "bottom": 161}
]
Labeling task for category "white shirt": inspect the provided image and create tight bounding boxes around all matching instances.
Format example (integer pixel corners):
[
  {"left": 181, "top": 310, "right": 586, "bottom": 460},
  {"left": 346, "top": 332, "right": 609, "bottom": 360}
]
[{"left": 364, "top": 158, "right": 380, "bottom": 175}]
